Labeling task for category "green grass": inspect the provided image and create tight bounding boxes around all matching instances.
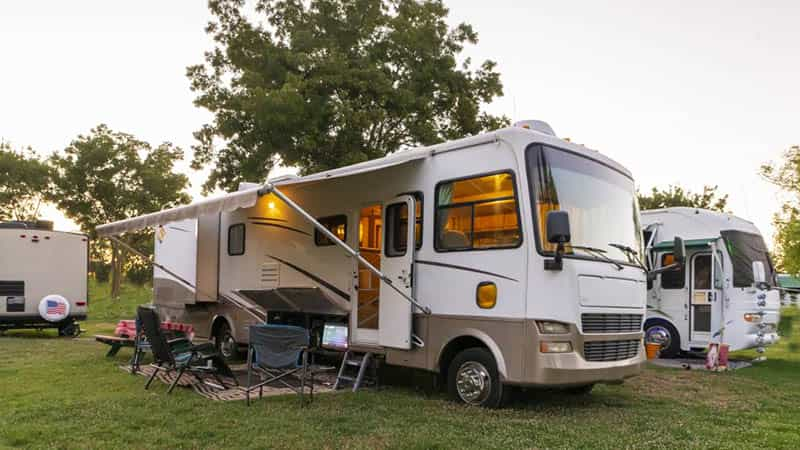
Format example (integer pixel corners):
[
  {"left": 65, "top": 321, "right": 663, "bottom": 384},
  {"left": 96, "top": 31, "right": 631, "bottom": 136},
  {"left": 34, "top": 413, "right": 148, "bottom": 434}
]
[{"left": 1, "top": 284, "right": 799, "bottom": 449}]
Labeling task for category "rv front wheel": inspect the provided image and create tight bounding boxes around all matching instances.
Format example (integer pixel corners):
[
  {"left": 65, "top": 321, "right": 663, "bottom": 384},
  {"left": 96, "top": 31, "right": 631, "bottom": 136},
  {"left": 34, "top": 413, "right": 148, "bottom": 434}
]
[
  {"left": 448, "top": 348, "right": 508, "bottom": 408},
  {"left": 214, "top": 321, "right": 240, "bottom": 361},
  {"left": 644, "top": 320, "right": 680, "bottom": 358}
]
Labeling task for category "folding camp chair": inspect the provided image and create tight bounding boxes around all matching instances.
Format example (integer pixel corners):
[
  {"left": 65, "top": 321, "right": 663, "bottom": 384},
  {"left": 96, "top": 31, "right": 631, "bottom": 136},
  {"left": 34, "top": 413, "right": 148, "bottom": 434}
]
[
  {"left": 137, "top": 306, "right": 235, "bottom": 394},
  {"left": 246, "top": 324, "right": 324, "bottom": 406}
]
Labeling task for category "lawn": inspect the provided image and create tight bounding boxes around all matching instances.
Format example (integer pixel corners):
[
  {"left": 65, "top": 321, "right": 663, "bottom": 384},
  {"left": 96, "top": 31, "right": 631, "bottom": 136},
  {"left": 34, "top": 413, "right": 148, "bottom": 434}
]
[{"left": 1, "top": 282, "right": 798, "bottom": 449}]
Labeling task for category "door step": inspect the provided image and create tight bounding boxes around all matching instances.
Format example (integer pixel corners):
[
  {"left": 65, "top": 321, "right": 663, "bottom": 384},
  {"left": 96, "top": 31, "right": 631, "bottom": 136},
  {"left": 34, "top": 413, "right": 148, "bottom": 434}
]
[{"left": 333, "top": 351, "right": 379, "bottom": 392}]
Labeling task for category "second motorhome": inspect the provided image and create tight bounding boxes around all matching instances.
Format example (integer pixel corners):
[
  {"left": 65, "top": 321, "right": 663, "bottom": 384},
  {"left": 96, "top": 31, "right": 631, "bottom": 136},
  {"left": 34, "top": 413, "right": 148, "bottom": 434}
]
[
  {"left": 642, "top": 208, "right": 781, "bottom": 357},
  {"left": 98, "top": 121, "right": 648, "bottom": 407}
]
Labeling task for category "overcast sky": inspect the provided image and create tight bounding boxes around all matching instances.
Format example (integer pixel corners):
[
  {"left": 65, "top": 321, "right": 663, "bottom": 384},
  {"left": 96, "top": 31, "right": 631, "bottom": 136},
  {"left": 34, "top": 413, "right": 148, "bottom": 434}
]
[{"left": 1, "top": 1, "right": 798, "bottom": 246}]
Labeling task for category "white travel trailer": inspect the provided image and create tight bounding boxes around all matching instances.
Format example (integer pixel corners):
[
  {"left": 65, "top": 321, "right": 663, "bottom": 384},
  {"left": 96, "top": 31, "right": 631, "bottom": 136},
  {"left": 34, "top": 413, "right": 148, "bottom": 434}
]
[
  {"left": 98, "top": 122, "right": 649, "bottom": 407},
  {"left": 642, "top": 208, "right": 781, "bottom": 357},
  {"left": 0, "top": 221, "right": 88, "bottom": 336}
]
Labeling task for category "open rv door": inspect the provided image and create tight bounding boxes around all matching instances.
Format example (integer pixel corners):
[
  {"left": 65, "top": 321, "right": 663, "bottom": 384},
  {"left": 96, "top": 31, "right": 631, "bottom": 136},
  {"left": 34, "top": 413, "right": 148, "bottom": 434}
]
[{"left": 379, "top": 195, "right": 416, "bottom": 349}]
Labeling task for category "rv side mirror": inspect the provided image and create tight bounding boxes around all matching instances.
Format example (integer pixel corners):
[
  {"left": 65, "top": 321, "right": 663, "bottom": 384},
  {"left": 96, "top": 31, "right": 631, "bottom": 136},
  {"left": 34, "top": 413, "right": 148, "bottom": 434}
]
[
  {"left": 673, "top": 236, "right": 686, "bottom": 265},
  {"left": 544, "top": 211, "right": 570, "bottom": 271},
  {"left": 752, "top": 261, "right": 766, "bottom": 285},
  {"left": 546, "top": 211, "right": 571, "bottom": 244}
]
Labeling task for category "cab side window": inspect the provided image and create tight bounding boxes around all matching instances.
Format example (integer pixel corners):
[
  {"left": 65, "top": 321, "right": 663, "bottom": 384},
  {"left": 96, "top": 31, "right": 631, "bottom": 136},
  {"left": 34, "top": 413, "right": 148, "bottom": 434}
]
[
  {"left": 435, "top": 172, "right": 522, "bottom": 251},
  {"left": 660, "top": 252, "right": 685, "bottom": 289}
]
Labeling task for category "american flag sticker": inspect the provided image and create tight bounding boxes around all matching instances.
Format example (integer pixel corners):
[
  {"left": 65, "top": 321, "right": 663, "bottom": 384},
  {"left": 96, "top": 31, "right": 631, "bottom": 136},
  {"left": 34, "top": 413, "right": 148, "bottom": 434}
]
[{"left": 47, "top": 300, "right": 66, "bottom": 315}]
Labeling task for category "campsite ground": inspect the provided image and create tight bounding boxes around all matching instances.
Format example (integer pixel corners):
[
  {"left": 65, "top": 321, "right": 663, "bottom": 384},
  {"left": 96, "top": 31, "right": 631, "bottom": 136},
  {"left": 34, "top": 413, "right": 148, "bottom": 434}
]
[{"left": 1, "top": 281, "right": 798, "bottom": 449}]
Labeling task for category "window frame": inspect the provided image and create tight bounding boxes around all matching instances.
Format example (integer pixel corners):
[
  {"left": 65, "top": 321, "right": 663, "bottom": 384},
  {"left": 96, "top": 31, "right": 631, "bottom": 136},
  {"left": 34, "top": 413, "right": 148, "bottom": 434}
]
[
  {"left": 524, "top": 142, "right": 642, "bottom": 269},
  {"left": 659, "top": 252, "right": 685, "bottom": 289},
  {"left": 227, "top": 223, "right": 246, "bottom": 256},
  {"left": 433, "top": 170, "right": 524, "bottom": 253},
  {"left": 395, "top": 191, "right": 424, "bottom": 251},
  {"left": 314, "top": 214, "right": 348, "bottom": 247}
]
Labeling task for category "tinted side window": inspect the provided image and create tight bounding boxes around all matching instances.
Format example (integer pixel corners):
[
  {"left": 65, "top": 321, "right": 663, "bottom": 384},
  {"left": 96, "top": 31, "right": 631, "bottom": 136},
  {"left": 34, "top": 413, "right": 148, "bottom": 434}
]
[
  {"left": 228, "top": 223, "right": 246, "bottom": 256},
  {"left": 660, "top": 252, "right": 685, "bottom": 289},
  {"left": 385, "top": 202, "right": 409, "bottom": 257},
  {"left": 315, "top": 215, "right": 347, "bottom": 246},
  {"left": 435, "top": 172, "right": 521, "bottom": 251}
]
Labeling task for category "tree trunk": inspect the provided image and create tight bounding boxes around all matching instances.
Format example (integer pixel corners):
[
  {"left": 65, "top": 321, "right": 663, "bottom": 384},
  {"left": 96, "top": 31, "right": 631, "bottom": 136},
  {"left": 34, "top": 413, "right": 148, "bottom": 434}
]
[{"left": 111, "top": 242, "right": 123, "bottom": 300}]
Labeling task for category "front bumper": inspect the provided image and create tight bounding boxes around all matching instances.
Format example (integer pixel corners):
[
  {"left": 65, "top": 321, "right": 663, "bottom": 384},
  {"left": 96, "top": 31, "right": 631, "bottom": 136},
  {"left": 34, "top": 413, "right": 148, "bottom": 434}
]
[{"left": 516, "top": 321, "right": 645, "bottom": 387}]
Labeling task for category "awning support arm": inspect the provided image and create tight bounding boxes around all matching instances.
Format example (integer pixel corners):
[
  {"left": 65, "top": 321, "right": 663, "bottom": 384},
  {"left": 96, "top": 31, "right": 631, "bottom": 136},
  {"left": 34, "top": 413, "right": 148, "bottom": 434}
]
[
  {"left": 261, "top": 184, "right": 432, "bottom": 315},
  {"left": 108, "top": 235, "right": 197, "bottom": 292}
]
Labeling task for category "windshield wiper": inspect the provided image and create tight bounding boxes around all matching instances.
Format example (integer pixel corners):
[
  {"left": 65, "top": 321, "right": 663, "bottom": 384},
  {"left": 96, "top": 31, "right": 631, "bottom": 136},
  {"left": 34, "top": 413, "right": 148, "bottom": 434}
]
[
  {"left": 570, "top": 245, "right": 624, "bottom": 270},
  {"left": 608, "top": 243, "right": 647, "bottom": 271}
]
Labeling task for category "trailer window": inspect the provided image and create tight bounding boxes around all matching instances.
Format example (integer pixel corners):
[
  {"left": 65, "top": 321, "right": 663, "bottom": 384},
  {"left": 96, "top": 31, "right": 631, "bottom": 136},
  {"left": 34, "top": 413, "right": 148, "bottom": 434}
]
[
  {"left": 660, "top": 253, "right": 685, "bottom": 289},
  {"left": 315, "top": 215, "right": 347, "bottom": 246},
  {"left": 435, "top": 172, "right": 522, "bottom": 251},
  {"left": 228, "top": 223, "right": 246, "bottom": 256}
]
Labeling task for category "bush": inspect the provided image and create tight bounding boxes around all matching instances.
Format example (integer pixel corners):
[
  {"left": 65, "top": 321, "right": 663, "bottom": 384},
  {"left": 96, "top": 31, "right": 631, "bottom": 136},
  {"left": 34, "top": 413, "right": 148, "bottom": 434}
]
[
  {"left": 125, "top": 263, "right": 152, "bottom": 286},
  {"left": 91, "top": 260, "right": 111, "bottom": 283}
]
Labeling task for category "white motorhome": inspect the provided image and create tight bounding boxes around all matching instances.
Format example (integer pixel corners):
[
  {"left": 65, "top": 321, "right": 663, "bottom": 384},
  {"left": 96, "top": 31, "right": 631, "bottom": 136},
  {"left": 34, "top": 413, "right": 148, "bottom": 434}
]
[
  {"left": 642, "top": 208, "right": 781, "bottom": 357},
  {"left": 0, "top": 221, "right": 88, "bottom": 336},
  {"left": 98, "top": 122, "right": 648, "bottom": 407}
]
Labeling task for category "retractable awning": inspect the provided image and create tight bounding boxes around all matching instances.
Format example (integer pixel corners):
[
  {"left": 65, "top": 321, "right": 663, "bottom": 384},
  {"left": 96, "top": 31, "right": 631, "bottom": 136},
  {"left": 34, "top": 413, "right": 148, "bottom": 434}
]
[
  {"left": 651, "top": 237, "right": 719, "bottom": 251},
  {"left": 95, "top": 146, "right": 434, "bottom": 237}
]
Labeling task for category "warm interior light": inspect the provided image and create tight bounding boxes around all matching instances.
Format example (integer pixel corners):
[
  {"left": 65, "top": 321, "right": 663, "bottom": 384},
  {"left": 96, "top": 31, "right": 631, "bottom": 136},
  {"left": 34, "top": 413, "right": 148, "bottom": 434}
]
[
  {"left": 476, "top": 282, "right": 497, "bottom": 309},
  {"left": 268, "top": 201, "right": 276, "bottom": 210}
]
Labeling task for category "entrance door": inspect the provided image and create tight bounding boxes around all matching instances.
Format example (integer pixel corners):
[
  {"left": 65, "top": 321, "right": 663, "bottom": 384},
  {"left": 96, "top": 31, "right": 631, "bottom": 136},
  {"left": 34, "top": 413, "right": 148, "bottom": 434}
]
[
  {"left": 690, "top": 253, "right": 714, "bottom": 343},
  {"left": 353, "top": 204, "right": 383, "bottom": 345},
  {"left": 378, "top": 195, "right": 416, "bottom": 349}
]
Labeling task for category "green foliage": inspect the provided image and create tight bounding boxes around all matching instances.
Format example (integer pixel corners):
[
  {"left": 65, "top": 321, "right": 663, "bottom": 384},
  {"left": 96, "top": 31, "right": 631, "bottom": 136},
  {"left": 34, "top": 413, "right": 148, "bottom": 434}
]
[
  {"left": 0, "top": 142, "right": 52, "bottom": 221},
  {"left": 91, "top": 260, "right": 112, "bottom": 283},
  {"left": 1, "top": 284, "right": 799, "bottom": 448},
  {"left": 188, "top": 0, "right": 508, "bottom": 192},
  {"left": 637, "top": 184, "right": 729, "bottom": 212},
  {"left": 761, "top": 145, "right": 800, "bottom": 273},
  {"left": 48, "top": 124, "right": 191, "bottom": 297}
]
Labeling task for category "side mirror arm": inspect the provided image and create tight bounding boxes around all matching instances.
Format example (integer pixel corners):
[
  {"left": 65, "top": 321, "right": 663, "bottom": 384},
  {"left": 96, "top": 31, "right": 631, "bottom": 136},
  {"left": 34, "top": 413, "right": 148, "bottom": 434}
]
[
  {"left": 647, "top": 262, "right": 682, "bottom": 281},
  {"left": 544, "top": 242, "right": 565, "bottom": 271}
]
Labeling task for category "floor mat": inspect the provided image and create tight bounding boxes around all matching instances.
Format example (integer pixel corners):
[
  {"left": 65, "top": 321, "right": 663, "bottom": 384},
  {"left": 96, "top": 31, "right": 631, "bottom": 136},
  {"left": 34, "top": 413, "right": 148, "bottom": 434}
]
[{"left": 120, "top": 364, "right": 338, "bottom": 401}]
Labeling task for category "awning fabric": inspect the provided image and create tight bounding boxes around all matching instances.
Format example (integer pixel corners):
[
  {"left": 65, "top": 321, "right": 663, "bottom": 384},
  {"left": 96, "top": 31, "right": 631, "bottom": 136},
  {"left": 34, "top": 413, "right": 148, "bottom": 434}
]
[
  {"left": 95, "top": 148, "right": 431, "bottom": 237},
  {"left": 96, "top": 187, "right": 261, "bottom": 236},
  {"left": 651, "top": 237, "right": 718, "bottom": 251}
]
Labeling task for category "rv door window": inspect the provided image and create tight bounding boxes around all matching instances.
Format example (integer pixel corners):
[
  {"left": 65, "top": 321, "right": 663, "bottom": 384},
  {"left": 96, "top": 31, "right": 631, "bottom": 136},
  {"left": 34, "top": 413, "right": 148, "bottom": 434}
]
[
  {"left": 660, "top": 253, "right": 685, "bottom": 289},
  {"left": 435, "top": 172, "right": 522, "bottom": 251},
  {"left": 315, "top": 215, "right": 347, "bottom": 246},
  {"left": 385, "top": 202, "right": 409, "bottom": 257},
  {"left": 227, "top": 223, "right": 246, "bottom": 256}
]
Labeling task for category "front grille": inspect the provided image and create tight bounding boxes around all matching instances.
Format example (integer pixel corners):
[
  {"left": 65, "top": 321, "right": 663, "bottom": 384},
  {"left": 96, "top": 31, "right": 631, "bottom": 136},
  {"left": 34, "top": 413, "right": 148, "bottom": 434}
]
[
  {"left": 581, "top": 313, "right": 642, "bottom": 333},
  {"left": 583, "top": 339, "right": 640, "bottom": 362},
  {"left": 0, "top": 281, "right": 24, "bottom": 297}
]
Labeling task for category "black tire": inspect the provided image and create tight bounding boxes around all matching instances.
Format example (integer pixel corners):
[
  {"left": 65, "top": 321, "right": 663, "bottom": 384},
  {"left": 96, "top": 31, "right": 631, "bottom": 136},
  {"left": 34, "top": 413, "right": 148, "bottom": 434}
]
[
  {"left": 563, "top": 384, "right": 594, "bottom": 395},
  {"left": 644, "top": 320, "right": 681, "bottom": 358},
  {"left": 447, "top": 347, "right": 509, "bottom": 408},
  {"left": 58, "top": 321, "right": 79, "bottom": 337},
  {"left": 214, "top": 321, "right": 241, "bottom": 361}
]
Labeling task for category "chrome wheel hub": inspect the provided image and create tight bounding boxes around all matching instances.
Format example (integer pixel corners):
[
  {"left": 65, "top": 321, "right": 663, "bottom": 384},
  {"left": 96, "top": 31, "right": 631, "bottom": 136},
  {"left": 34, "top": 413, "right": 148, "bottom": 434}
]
[
  {"left": 455, "top": 361, "right": 491, "bottom": 405},
  {"left": 220, "top": 334, "right": 236, "bottom": 358},
  {"left": 646, "top": 325, "right": 671, "bottom": 349}
]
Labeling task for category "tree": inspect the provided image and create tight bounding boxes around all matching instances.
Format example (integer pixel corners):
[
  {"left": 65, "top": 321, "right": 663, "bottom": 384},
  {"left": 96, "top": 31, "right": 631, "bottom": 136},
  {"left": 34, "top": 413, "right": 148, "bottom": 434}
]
[
  {"left": 761, "top": 145, "right": 800, "bottom": 273},
  {"left": 637, "top": 184, "right": 729, "bottom": 212},
  {"left": 49, "top": 125, "right": 191, "bottom": 298},
  {"left": 188, "top": 0, "right": 508, "bottom": 192},
  {"left": 0, "top": 142, "right": 51, "bottom": 221}
]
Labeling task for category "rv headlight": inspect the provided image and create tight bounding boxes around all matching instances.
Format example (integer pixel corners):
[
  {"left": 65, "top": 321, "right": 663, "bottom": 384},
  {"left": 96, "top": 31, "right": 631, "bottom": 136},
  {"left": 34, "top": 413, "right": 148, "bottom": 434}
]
[
  {"left": 537, "top": 321, "right": 570, "bottom": 334},
  {"left": 743, "top": 313, "right": 763, "bottom": 323},
  {"left": 540, "top": 341, "right": 573, "bottom": 353}
]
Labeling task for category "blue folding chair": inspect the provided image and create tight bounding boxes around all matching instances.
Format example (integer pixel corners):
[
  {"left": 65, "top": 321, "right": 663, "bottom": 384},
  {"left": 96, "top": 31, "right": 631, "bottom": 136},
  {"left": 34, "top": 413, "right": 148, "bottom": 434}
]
[{"left": 246, "top": 324, "right": 318, "bottom": 406}]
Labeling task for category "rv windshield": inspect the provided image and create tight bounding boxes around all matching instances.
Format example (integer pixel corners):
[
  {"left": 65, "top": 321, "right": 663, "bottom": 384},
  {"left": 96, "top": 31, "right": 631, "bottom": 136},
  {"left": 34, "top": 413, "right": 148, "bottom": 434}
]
[{"left": 526, "top": 144, "right": 643, "bottom": 265}]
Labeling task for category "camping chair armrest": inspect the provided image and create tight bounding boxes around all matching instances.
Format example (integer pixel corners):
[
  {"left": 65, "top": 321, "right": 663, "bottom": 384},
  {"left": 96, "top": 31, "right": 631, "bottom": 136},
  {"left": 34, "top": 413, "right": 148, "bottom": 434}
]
[{"left": 168, "top": 338, "right": 193, "bottom": 354}]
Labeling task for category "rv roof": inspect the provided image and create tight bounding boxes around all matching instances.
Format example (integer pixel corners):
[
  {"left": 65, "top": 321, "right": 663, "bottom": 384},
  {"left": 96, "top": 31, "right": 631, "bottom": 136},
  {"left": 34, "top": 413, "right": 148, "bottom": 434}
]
[
  {"left": 97, "top": 126, "right": 631, "bottom": 236},
  {"left": 642, "top": 207, "right": 762, "bottom": 243}
]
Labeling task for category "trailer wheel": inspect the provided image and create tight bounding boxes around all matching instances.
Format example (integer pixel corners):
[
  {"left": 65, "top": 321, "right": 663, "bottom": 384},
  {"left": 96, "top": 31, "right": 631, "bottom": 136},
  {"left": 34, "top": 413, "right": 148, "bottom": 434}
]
[
  {"left": 644, "top": 320, "right": 680, "bottom": 358},
  {"left": 58, "top": 321, "right": 79, "bottom": 337},
  {"left": 214, "top": 321, "right": 240, "bottom": 361},
  {"left": 447, "top": 347, "right": 509, "bottom": 408}
]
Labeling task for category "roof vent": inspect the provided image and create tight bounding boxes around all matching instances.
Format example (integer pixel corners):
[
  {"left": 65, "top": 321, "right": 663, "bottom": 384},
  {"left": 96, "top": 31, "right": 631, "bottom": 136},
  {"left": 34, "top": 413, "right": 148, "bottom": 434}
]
[{"left": 514, "top": 120, "right": 556, "bottom": 136}]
